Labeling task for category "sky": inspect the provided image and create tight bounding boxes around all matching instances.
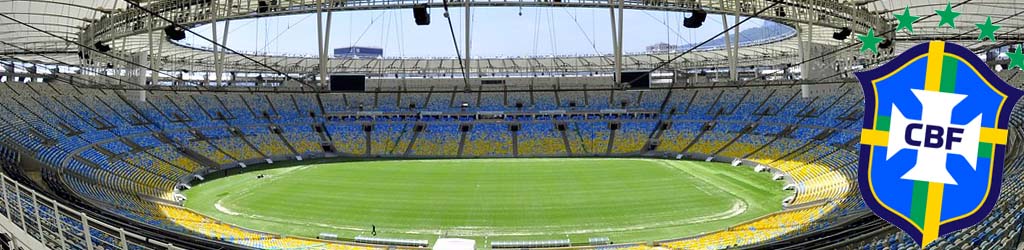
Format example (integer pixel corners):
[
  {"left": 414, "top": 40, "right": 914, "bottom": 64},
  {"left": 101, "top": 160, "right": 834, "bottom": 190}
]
[{"left": 184, "top": 7, "right": 769, "bottom": 58}]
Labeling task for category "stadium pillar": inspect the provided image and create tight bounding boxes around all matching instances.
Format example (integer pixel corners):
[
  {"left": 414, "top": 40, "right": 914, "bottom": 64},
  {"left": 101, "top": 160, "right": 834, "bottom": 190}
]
[
  {"left": 616, "top": 0, "right": 624, "bottom": 85},
  {"left": 323, "top": 0, "right": 334, "bottom": 86},
  {"left": 131, "top": 53, "right": 147, "bottom": 87},
  {"left": 210, "top": 0, "right": 221, "bottom": 86},
  {"left": 607, "top": 0, "right": 618, "bottom": 83},
  {"left": 796, "top": 23, "right": 812, "bottom": 80},
  {"left": 797, "top": 24, "right": 805, "bottom": 80},
  {"left": 147, "top": 16, "right": 155, "bottom": 85},
  {"left": 465, "top": 0, "right": 471, "bottom": 81},
  {"left": 806, "top": 23, "right": 813, "bottom": 76},
  {"left": 219, "top": 0, "right": 234, "bottom": 86},
  {"left": 155, "top": 16, "right": 165, "bottom": 84},
  {"left": 316, "top": 0, "right": 327, "bottom": 87},
  {"left": 731, "top": 0, "right": 740, "bottom": 81},
  {"left": 720, "top": 14, "right": 733, "bottom": 81}
]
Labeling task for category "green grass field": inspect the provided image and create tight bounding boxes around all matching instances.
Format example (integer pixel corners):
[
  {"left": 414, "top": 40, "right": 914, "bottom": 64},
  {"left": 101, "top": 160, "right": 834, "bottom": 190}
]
[{"left": 183, "top": 158, "right": 788, "bottom": 246}]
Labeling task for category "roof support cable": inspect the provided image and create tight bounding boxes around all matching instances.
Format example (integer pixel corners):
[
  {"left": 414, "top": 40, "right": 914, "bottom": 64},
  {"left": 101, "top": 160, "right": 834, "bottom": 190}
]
[
  {"left": 0, "top": 14, "right": 204, "bottom": 91},
  {"left": 621, "top": 1, "right": 783, "bottom": 114},
  {"left": 118, "top": 0, "right": 320, "bottom": 91},
  {"left": 440, "top": 0, "right": 472, "bottom": 92}
]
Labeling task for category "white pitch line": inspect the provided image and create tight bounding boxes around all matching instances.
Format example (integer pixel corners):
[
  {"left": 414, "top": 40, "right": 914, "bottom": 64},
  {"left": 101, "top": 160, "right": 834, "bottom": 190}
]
[{"left": 205, "top": 159, "right": 756, "bottom": 238}]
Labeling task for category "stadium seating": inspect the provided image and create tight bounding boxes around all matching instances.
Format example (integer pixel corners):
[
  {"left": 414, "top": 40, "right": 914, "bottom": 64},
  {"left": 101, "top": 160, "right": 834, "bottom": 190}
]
[
  {"left": 517, "top": 122, "right": 568, "bottom": 156},
  {"left": 462, "top": 123, "right": 512, "bottom": 157},
  {"left": 661, "top": 203, "right": 834, "bottom": 249},
  {"left": 370, "top": 122, "right": 414, "bottom": 156},
  {"left": 328, "top": 123, "right": 367, "bottom": 155},
  {"left": 566, "top": 121, "right": 611, "bottom": 156},
  {"left": 610, "top": 121, "right": 656, "bottom": 154},
  {"left": 0, "top": 80, "right": 1018, "bottom": 250},
  {"left": 410, "top": 122, "right": 461, "bottom": 156}
]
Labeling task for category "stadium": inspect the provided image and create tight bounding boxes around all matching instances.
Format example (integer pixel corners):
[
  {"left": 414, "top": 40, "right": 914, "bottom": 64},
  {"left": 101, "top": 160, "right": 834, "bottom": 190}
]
[{"left": 0, "top": 0, "right": 1023, "bottom": 249}]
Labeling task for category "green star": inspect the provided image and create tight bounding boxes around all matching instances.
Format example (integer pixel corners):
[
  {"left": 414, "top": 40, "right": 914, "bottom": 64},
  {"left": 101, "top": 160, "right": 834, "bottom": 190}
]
[
  {"left": 858, "top": 28, "right": 884, "bottom": 55},
  {"left": 1009, "top": 45, "right": 1024, "bottom": 71},
  {"left": 894, "top": 6, "right": 920, "bottom": 34},
  {"left": 976, "top": 16, "right": 1000, "bottom": 42},
  {"left": 935, "top": 2, "right": 960, "bottom": 29}
]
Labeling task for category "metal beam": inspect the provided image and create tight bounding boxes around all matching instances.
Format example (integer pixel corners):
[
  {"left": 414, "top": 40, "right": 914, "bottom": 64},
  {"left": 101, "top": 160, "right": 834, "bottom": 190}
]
[
  {"left": 608, "top": 0, "right": 618, "bottom": 83},
  {"left": 316, "top": 0, "right": 327, "bottom": 87},
  {"left": 219, "top": 0, "right": 235, "bottom": 86},
  {"left": 616, "top": 0, "right": 624, "bottom": 86},
  {"left": 211, "top": 0, "right": 222, "bottom": 86},
  {"left": 465, "top": 0, "right": 472, "bottom": 79},
  {"left": 323, "top": 0, "right": 334, "bottom": 85},
  {"left": 721, "top": 13, "right": 733, "bottom": 81},
  {"left": 148, "top": 15, "right": 156, "bottom": 85},
  {"left": 731, "top": 0, "right": 740, "bottom": 81}
]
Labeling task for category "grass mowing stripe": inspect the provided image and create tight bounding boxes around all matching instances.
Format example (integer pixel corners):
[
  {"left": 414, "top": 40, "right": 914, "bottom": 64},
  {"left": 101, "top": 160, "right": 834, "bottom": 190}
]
[{"left": 183, "top": 158, "right": 789, "bottom": 247}]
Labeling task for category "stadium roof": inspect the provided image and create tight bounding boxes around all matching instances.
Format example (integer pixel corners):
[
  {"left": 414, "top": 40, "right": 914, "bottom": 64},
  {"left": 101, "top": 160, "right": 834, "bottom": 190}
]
[
  {"left": 1, "top": 0, "right": 1021, "bottom": 75},
  {"left": 0, "top": 0, "right": 125, "bottom": 63}
]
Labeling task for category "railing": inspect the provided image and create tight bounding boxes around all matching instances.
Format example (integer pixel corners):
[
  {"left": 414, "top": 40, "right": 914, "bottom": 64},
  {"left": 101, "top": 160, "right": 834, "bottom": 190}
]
[
  {"left": 492, "top": 239, "right": 571, "bottom": 248},
  {"left": 0, "top": 172, "right": 183, "bottom": 250},
  {"left": 354, "top": 236, "right": 429, "bottom": 247}
]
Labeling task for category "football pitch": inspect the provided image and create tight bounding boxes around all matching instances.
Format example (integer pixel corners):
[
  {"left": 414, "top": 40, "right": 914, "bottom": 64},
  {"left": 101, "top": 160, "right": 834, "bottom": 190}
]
[{"left": 182, "top": 158, "right": 789, "bottom": 246}]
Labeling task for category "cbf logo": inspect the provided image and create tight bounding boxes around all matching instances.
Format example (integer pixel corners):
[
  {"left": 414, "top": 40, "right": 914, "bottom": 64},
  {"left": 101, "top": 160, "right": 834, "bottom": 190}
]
[{"left": 856, "top": 41, "right": 1021, "bottom": 248}]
